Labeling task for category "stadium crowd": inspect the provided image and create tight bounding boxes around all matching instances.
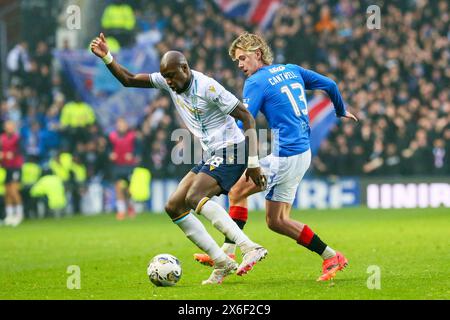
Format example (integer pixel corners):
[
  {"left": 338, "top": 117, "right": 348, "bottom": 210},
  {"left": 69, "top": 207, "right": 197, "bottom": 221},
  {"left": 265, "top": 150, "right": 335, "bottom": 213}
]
[
  {"left": 1, "top": 0, "right": 449, "bottom": 219},
  {"left": 133, "top": 0, "right": 449, "bottom": 177}
]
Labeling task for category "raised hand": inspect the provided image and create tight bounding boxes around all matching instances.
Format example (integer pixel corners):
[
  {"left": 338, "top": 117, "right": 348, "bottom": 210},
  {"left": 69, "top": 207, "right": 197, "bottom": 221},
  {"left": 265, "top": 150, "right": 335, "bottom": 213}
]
[
  {"left": 90, "top": 33, "right": 110, "bottom": 58},
  {"left": 342, "top": 111, "right": 358, "bottom": 122}
]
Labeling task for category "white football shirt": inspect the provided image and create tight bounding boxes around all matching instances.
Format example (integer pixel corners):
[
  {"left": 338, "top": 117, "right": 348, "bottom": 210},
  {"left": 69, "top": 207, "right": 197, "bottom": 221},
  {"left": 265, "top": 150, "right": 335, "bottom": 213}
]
[{"left": 150, "top": 70, "right": 245, "bottom": 153}]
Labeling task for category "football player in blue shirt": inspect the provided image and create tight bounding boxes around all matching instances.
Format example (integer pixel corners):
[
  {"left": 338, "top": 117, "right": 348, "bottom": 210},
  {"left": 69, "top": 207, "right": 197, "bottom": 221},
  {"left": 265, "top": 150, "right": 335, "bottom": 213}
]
[{"left": 195, "top": 32, "right": 358, "bottom": 282}]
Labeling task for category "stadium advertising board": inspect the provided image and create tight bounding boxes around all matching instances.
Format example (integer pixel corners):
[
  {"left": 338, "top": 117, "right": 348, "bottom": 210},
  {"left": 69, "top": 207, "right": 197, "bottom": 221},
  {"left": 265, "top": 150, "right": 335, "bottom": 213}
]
[
  {"left": 362, "top": 178, "right": 450, "bottom": 209},
  {"left": 88, "top": 177, "right": 450, "bottom": 213},
  {"left": 295, "top": 178, "right": 360, "bottom": 209},
  {"left": 146, "top": 178, "right": 361, "bottom": 211}
]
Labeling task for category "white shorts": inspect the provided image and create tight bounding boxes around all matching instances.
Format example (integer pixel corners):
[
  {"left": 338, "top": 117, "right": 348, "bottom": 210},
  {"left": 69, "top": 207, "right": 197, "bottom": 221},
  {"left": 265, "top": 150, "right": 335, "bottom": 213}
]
[{"left": 260, "top": 149, "right": 311, "bottom": 204}]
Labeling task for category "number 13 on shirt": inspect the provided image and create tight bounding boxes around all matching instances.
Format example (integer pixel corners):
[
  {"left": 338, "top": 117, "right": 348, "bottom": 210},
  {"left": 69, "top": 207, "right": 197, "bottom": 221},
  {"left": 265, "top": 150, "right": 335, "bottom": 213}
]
[{"left": 280, "top": 83, "right": 308, "bottom": 117}]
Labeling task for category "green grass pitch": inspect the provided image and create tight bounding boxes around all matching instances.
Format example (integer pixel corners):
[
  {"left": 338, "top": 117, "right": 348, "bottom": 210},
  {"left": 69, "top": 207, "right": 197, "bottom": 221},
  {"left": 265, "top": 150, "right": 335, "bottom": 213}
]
[{"left": 0, "top": 207, "right": 448, "bottom": 300}]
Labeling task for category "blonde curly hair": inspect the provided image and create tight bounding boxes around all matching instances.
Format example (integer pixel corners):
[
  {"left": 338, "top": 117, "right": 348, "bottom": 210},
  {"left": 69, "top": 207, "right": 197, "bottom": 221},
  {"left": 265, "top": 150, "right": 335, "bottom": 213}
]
[{"left": 229, "top": 32, "right": 274, "bottom": 65}]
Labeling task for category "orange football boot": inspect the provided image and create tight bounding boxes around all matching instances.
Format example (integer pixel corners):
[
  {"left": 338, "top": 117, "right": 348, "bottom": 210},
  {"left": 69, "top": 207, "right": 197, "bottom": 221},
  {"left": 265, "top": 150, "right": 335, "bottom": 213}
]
[
  {"left": 194, "top": 253, "right": 236, "bottom": 267},
  {"left": 127, "top": 205, "right": 136, "bottom": 218},
  {"left": 317, "top": 251, "right": 348, "bottom": 281},
  {"left": 116, "top": 212, "right": 126, "bottom": 221}
]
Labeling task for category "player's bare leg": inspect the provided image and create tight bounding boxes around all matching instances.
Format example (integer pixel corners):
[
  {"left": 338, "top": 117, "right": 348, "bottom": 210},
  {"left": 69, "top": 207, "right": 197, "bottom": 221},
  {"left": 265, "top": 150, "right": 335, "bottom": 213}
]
[
  {"left": 265, "top": 200, "right": 348, "bottom": 281},
  {"left": 229, "top": 173, "right": 263, "bottom": 207},
  {"left": 165, "top": 172, "right": 196, "bottom": 221},
  {"left": 166, "top": 172, "right": 238, "bottom": 284},
  {"left": 187, "top": 173, "right": 267, "bottom": 277},
  {"left": 5, "top": 182, "right": 23, "bottom": 227},
  {"left": 12, "top": 183, "right": 23, "bottom": 225},
  {"left": 4, "top": 186, "right": 15, "bottom": 226},
  {"left": 265, "top": 201, "right": 301, "bottom": 239},
  {"left": 125, "top": 188, "right": 136, "bottom": 218},
  {"left": 115, "top": 180, "right": 127, "bottom": 220}
]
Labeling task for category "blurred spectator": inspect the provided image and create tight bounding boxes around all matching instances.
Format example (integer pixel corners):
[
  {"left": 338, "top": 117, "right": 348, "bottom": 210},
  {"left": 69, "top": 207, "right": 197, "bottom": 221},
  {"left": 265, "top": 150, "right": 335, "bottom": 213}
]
[
  {"left": 381, "top": 143, "right": 402, "bottom": 176},
  {"left": 49, "top": 150, "right": 72, "bottom": 189},
  {"left": 21, "top": 121, "right": 45, "bottom": 161},
  {"left": 0, "top": 167, "right": 6, "bottom": 220},
  {"left": 20, "top": 158, "right": 42, "bottom": 219},
  {"left": 315, "top": 6, "right": 337, "bottom": 33},
  {"left": 273, "top": 2, "right": 301, "bottom": 38},
  {"left": 30, "top": 168, "right": 66, "bottom": 218},
  {"left": 42, "top": 105, "right": 62, "bottom": 161},
  {"left": 36, "top": 64, "right": 53, "bottom": 105},
  {"left": 82, "top": 125, "right": 109, "bottom": 179},
  {"left": 60, "top": 95, "right": 96, "bottom": 151},
  {"left": 108, "top": 117, "right": 140, "bottom": 220},
  {"left": 34, "top": 41, "right": 52, "bottom": 69},
  {"left": 6, "top": 42, "right": 31, "bottom": 86},
  {"left": 431, "top": 139, "right": 446, "bottom": 175},
  {"left": 69, "top": 154, "right": 87, "bottom": 215},
  {"left": 149, "top": 129, "right": 171, "bottom": 177},
  {"left": 0, "top": 121, "right": 25, "bottom": 226},
  {"left": 101, "top": 0, "right": 137, "bottom": 47}
]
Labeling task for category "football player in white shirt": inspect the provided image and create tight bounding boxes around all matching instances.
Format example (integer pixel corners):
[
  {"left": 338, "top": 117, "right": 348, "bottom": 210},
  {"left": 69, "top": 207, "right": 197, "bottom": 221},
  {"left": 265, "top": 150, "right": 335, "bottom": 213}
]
[{"left": 91, "top": 33, "right": 268, "bottom": 284}]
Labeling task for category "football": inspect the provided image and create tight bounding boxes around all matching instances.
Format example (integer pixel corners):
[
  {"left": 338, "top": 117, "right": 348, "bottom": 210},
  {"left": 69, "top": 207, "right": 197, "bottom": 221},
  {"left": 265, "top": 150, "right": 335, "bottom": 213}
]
[{"left": 147, "top": 254, "right": 182, "bottom": 287}]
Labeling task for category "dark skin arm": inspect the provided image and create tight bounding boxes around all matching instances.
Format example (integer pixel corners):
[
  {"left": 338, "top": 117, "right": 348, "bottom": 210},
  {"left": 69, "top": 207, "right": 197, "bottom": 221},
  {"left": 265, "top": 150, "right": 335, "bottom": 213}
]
[
  {"left": 230, "top": 103, "right": 267, "bottom": 189},
  {"left": 90, "top": 33, "right": 153, "bottom": 88}
]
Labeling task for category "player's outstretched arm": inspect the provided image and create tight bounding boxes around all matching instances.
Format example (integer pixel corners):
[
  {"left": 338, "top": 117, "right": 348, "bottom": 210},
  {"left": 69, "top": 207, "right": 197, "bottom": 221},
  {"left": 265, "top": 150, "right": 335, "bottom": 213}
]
[
  {"left": 230, "top": 103, "right": 267, "bottom": 190},
  {"left": 299, "top": 66, "right": 358, "bottom": 121},
  {"left": 90, "top": 33, "right": 153, "bottom": 88}
]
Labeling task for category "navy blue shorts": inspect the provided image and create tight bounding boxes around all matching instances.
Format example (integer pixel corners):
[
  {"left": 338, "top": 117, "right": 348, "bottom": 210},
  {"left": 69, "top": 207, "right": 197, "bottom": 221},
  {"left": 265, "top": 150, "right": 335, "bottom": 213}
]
[
  {"left": 191, "top": 143, "right": 247, "bottom": 195},
  {"left": 5, "top": 168, "right": 21, "bottom": 183},
  {"left": 111, "top": 165, "right": 134, "bottom": 183}
]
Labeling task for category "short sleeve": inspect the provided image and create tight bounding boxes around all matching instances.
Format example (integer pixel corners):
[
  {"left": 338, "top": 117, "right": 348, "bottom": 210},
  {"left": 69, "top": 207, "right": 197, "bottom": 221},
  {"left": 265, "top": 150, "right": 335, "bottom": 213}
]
[
  {"left": 205, "top": 78, "right": 240, "bottom": 115},
  {"left": 150, "top": 72, "right": 170, "bottom": 91}
]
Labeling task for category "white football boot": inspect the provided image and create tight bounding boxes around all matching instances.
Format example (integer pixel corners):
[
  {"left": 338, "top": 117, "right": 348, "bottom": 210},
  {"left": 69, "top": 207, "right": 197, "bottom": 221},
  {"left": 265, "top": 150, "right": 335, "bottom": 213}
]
[
  {"left": 202, "top": 256, "right": 238, "bottom": 285},
  {"left": 4, "top": 215, "right": 16, "bottom": 226},
  {"left": 237, "top": 247, "right": 268, "bottom": 276},
  {"left": 11, "top": 214, "right": 24, "bottom": 227}
]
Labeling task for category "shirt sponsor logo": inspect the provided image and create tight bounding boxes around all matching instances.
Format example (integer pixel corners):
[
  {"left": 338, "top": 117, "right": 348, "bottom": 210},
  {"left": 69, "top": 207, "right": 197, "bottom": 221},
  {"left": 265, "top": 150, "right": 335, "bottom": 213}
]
[{"left": 269, "top": 66, "right": 285, "bottom": 73}]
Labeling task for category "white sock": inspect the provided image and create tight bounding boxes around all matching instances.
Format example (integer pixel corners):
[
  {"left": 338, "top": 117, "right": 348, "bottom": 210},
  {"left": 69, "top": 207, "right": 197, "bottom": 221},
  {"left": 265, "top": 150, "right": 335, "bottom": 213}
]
[
  {"left": 221, "top": 243, "right": 237, "bottom": 255},
  {"left": 321, "top": 246, "right": 336, "bottom": 260},
  {"left": 15, "top": 205, "right": 24, "bottom": 220},
  {"left": 199, "top": 200, "right": 257, "bottom": 254},
  {"left": 6, "top": 206, "right": 14, "bottom": 220},
  {"left": 116, "top": 200, "right": 126, "bottom": 213},
  {"left": 174, "top": 212, "right": 227, "bottom": 264}
]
